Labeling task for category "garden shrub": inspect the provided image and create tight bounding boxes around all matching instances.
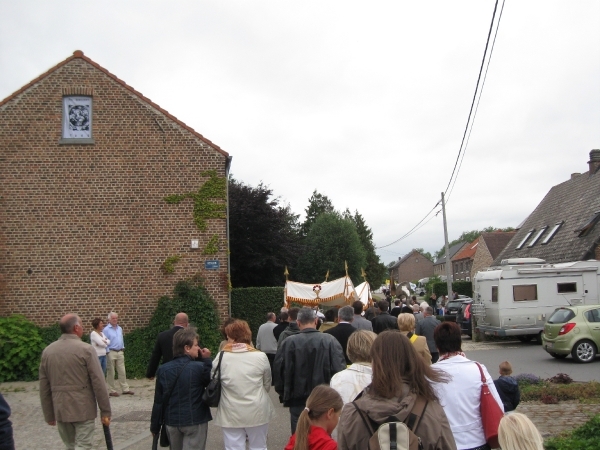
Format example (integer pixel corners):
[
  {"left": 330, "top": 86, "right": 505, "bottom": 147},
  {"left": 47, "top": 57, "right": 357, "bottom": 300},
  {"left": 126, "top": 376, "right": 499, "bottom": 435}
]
[
  {"left": 0, "top": 315, "right": 46, "bottom": 382},
  {"left": 515, "top": 373, "right": 544, "bottom": 386},
  {"left": 231, "top": 287, "right": 284, "bottom": 340},
  {"left": 432, "top": 281, "right": 473, "bottom": 298},
  {"left": 520, "top": 380, "right": 600, "bottom": 402},
  {"left": 544, "top": 414, "right": 600, "bottom": 450},
  {"left": 124, "top": 278, "right": 222, "bottom": 378}
]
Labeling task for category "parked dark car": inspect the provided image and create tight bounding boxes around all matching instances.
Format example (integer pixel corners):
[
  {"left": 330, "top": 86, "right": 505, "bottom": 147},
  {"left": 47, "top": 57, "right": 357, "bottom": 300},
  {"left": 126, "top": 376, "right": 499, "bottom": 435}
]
[
  {"left": 456, "top": 300, "right": 474, "bottom": 337},
  {"left": 444, "top": 299, "right": 464, "bottom": 317}
]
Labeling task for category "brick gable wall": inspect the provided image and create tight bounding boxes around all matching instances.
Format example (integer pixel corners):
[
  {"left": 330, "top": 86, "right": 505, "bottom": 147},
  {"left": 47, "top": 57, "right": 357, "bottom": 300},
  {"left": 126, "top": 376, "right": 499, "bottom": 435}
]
[
  {"left": 0, "top": 57, "right": 229, "bottom": 331},
  {"left": 392, "top": 253, "right": 434, "bottom": 282},
  {"left": 471, "top": 239, "right": 493, "bottom": 280}
]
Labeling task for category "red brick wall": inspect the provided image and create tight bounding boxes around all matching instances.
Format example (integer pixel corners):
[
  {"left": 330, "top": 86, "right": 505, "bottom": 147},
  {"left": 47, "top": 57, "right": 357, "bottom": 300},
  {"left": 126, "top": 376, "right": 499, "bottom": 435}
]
[
  {"left": 393, "top": 253, "right": 434, "bottom": 283},
  {"left": 0, "top": 57, "right": 230, "bottom": 331}
]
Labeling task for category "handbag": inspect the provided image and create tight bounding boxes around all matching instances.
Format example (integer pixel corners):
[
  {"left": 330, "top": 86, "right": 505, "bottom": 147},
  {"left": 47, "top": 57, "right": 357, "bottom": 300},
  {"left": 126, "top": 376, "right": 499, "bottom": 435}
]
[
  {"left": 475, "top": 362, "right": 504, "bottom": 448},
  {"left": 202, "top": 351, "right": 224, "bottom": 407}
]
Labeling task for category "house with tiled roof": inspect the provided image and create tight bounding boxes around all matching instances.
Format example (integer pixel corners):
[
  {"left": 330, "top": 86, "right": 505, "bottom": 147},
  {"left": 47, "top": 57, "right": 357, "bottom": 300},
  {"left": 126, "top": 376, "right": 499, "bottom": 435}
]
[
  {"left": 471, "top": 231, "right": 517, "bottom": 279},
  {"left": 433, "top": 241, "right": 468, "bottom": 279},
  {"left": 451, "top": 239, "right": 480, "bottom": 281},
  {"left": 0, "top": 51, "right": 231, "bottom": 330},
  {"left": 389, "top": 249, "right": 434, "bottom": 284},
  {"left": 493, "top": 150, "right": 600, "bottom": 265}
]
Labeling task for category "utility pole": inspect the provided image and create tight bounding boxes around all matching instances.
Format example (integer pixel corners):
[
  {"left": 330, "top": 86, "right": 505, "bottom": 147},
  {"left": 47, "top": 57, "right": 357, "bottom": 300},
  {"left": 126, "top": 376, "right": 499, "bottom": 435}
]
[{"left": 441, "top": 192, "right": 453, "bottom": 301}]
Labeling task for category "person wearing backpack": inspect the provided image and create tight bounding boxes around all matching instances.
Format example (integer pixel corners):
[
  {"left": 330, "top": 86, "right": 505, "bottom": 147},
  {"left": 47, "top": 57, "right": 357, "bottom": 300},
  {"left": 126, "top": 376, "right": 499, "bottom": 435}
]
[{"left": 337, "top": 331, "right": 457, "bottom": 450}]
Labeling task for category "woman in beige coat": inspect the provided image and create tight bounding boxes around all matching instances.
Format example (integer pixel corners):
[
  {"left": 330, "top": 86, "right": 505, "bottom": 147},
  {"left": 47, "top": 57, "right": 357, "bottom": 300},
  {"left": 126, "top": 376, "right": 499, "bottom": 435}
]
[
  {"left": 213, "top": 320, "right": 275, "bottom": 450},
  {"left": 398, "top": 313, "right": 432, "bottom": 365}
]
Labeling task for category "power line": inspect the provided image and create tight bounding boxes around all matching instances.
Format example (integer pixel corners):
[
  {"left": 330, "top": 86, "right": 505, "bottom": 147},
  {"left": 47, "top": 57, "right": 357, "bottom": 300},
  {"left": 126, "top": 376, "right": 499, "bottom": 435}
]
[
  {"left": 376, "top": 0, "right": 504, "bottom": 250},
  {"left": 446, "top": 0, "right": 506, "bottom": 204}
]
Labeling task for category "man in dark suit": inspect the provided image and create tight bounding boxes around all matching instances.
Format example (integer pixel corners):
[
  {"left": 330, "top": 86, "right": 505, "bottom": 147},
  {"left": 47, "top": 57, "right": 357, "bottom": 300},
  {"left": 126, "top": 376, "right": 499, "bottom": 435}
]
[
  {"left": 390, "top": 299, "right": 403, "bottom": 317},
  {"left": 370, "top": 300, "right": 399, "bottom": 334},
  {"left": 323, "top": 306, "right": 356, "bottom": 365},
  {"left": 146, "top": 312, "right": 189, "bottom": 379}
]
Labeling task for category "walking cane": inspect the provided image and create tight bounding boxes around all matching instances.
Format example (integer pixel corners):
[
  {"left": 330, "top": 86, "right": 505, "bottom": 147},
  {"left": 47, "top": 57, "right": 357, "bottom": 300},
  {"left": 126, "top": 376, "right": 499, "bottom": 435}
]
[{"left": 103, "top": 424, "right": 114, "bottom": 450}]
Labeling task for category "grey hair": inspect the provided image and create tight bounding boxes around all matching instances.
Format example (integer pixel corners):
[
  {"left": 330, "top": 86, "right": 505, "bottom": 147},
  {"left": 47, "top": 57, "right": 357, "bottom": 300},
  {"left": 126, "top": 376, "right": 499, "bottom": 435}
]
[
  {"left": 107, "top": 311, "right": 118, "bottom": 320},
  {"left": 60, "top": 314, "right": 81, "bottom": 334},
  {"left": 297, "top": 307, "right": 316, "bottom": 325},
  {"left": 338, "top": 306, "right": 354, "bottom": 322}
]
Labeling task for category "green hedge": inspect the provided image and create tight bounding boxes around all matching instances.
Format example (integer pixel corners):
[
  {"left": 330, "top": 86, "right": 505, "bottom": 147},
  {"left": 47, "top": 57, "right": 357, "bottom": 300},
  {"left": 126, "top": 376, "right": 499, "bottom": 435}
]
[
  {"left": 0, "top": 315, "right": 46, "bottom": 382},
  {"left": 124, "top": 279, "right": 223, "bottom": 378},
  {"left": 231, "top": 287, "right": 284, "bottom": 342},
  {"left": 433, "top": 281, "right": 473, "bottom": 298}
]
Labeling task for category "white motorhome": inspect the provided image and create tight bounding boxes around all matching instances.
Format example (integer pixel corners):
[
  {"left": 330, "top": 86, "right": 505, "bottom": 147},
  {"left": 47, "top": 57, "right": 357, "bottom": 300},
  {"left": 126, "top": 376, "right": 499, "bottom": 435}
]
[{"left": 472, "top": 258, "right": 600, "bottom": 342}]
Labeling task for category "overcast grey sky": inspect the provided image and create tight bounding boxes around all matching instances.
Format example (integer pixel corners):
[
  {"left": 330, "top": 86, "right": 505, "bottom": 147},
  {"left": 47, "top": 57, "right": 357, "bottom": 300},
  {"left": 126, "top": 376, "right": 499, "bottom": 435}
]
[{"left": 1, "top": 1, "right": 598, "bottom": 264}]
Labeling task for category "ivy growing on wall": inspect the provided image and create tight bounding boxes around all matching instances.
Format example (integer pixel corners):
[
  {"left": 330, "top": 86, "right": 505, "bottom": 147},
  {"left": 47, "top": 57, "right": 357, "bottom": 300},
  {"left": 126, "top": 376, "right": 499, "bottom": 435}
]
[
  {"left": 162, "top": 255, "right": 182, "bottom": 274},
  {"left": 164, "top": 170, "right": 227, "bottom": 231},
  {"left": 202, "top": 235, "right": 220, "bottom": 255}
]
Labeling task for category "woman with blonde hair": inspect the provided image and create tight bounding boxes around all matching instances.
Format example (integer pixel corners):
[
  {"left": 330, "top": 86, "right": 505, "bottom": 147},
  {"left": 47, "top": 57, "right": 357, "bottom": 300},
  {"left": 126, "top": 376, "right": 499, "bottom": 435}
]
[
  {"left": 285, "top": 385, "right": 343, "bottom": 450},
  {"left": 213, "top": 319, "right": 274, "bottom": 450},
  {"left": 498, "top": 413, "right": 544, "bottom": 450},
  {"left": 397, "top": 313, "right": 432, "bottom": 365},
  {"left": 330, "top": 330, "right": 376, "bottom": 404}
]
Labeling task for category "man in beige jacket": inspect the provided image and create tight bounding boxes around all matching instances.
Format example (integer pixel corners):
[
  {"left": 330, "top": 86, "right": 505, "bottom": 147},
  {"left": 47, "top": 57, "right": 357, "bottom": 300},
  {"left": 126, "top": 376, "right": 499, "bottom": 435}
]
[{"left": 40, "top": 314, "right": 111, "bottom": 449}]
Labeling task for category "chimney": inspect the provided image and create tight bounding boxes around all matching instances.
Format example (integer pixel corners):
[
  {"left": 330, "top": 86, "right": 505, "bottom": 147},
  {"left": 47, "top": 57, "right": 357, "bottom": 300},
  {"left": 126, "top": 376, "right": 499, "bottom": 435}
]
[{"left": 589, "top": 149, "right": 600, "bottom": 175}]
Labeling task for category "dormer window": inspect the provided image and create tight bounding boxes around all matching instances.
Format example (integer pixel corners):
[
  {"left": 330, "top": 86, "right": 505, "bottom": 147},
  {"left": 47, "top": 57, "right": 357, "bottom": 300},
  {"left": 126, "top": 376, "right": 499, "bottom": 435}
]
[
  {"left": 575, "top": 212, "right": 600, "bottom": 237},
  {"left": 528, "top": 226, "right": 548, "bottom": 247},
  {"left": 542, "top": 222, "right": 563, "bottom": 244},
  {"left": 516, "top": 229, "right": 535, "bottom": 250}
]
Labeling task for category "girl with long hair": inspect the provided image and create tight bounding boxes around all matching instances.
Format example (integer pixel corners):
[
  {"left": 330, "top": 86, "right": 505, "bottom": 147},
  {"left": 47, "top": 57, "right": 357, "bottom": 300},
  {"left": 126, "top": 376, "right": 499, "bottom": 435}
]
[{"left": 285, "top": 385, "right": 343, "bottom": 450}]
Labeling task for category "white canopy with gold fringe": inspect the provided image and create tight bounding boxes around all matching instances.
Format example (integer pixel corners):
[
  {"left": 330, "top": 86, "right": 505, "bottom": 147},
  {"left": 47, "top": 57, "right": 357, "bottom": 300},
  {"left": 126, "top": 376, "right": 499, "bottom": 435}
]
[
  {"left": 284, "top": 276, "right": 359, "bottom": 308},
  {"left": 354, "top": 281, "right": 373, "bottom": 307}
]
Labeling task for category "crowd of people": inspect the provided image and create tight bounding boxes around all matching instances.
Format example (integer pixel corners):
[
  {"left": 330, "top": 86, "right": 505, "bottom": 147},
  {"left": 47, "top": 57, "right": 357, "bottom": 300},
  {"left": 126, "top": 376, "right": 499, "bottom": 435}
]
[{"left": 21, "top": 296, "right": 546, "bottom": 450}]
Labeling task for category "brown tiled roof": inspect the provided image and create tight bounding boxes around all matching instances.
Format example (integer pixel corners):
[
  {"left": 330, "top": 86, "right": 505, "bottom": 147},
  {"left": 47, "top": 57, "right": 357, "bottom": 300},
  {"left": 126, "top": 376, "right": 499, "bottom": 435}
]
[
  {"left": 493, "top": 167, "right": 600, "bottom": 265},
  {"left": 480, "top": 231, "right": 517, "bottom": 260},
  {"left": 0, "top": 50, "right": 229, "bottom": 158},
  {"left": 452, "top": 237, "right": 480, "bottom": 262}
]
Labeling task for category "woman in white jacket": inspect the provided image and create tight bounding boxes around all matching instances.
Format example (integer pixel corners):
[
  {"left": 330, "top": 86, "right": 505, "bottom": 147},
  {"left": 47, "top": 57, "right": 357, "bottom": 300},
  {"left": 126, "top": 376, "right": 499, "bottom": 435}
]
[
  {"left": 90, "top": 318, "right": 110, "bottom": 375},
  {"left": 213, "top": 320, "right": 275, "bottom": 450},
  {"left": 431, "top": 322, "right": 504, "bottom": 450}
]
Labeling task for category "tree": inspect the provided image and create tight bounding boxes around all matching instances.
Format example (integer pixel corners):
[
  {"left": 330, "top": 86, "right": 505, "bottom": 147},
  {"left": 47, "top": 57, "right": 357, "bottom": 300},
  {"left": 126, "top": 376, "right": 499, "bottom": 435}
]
[
  {"left": 349, "top": 210, "right": 387, "bottom": 288},
  {"left": 229, "top": 178, "right": 301, "bottom": 288},
  {"left": 414, "top": 247, "right": 434, "bottom": 262},
  {"left": 294, "top": 212, "right": 367, "bottom": 284},
  {"left": 301, "top": 190, "right": 335, "bottom": 237}
]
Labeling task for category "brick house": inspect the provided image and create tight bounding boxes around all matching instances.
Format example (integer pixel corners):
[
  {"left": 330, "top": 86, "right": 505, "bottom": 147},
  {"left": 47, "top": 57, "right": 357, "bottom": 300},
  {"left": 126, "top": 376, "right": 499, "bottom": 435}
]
[
  {"left": 493, "top": 149, "right": 600, "bottom": 265},
  {"left": 433, "top": 241, "right": 468, "bottom": 279},
  {"left": 389, "top": 249, "right": 434, "bottom": 284},
  {"left": 0, "top": 51, "right": 231, "bottom": 330},
  {"left": 451, "top": 239, "right": 479, "bottom": 282},
  {"left": 470, "top": 231, "right": 516, "bottom": 279}
]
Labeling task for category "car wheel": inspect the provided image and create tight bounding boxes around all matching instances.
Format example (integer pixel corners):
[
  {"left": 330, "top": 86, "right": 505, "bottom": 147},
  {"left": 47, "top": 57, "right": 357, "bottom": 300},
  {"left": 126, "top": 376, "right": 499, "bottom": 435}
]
[
  {"left": 571, "top": 340, "right": 597, "bottom": 363},
  {"left": 535, "top": 331, "right": 544, "bottom": 345},
  {"left": 549, "top": 352, "right": 567, "bottom": 359},
  {"left": 517, "top": 335, "right": 533, "bottom": 343}
]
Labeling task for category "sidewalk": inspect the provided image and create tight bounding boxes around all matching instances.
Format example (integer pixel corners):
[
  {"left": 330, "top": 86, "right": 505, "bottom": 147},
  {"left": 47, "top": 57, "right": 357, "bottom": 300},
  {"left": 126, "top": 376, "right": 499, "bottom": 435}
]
[{"left": 3, "top": 377, "right": 599, "bottom": 449}]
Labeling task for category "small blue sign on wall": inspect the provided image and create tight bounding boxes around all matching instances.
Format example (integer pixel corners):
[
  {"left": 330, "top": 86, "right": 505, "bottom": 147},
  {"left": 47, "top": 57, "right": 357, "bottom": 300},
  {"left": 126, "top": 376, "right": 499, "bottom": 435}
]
[{"left": 205, "top": 260, "right": 220, "bottom": 270}]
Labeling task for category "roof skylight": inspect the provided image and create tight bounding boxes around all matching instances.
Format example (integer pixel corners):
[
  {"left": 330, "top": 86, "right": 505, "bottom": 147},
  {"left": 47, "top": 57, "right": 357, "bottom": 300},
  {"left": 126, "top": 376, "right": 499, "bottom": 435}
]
[
  {"left": 528, "top": 226, "right": 548, "bottom": 247},
  {"left": 542, "top": 222, "right": 563, "bottom": 245},
  {"left": 516, "top": 229, "right": 534, "bottom": 250}
]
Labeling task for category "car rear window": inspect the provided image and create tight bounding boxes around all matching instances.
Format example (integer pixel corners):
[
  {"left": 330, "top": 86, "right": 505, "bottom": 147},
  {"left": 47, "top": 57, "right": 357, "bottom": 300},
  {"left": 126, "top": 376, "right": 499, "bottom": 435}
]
[
  {"left": 447, "top": 301, "right": 462, "bottom": 309},
  {"left": 547, "top": 308, "right": 575, "bottom": 324}
]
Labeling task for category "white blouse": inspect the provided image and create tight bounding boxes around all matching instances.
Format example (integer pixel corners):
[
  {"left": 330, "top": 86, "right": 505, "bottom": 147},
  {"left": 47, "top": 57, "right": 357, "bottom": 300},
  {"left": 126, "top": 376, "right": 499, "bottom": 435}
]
[{"left": 90, "top": 330, "right": 110, "bottom": 357}]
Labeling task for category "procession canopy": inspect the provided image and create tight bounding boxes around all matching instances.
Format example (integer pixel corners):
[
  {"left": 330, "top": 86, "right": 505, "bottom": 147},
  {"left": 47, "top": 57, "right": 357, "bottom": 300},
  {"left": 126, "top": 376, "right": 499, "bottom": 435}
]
[
  {"left": 284, "top": 276, "right": 359, "bottom": 308},
  {"left": 354, "top": 281, "right": 374, "bottom": 309}
]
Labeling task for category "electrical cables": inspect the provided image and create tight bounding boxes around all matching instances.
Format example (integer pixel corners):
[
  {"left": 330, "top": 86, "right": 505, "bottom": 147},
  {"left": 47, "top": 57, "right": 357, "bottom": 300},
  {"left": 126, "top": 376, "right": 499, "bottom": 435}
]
[{"left": 376, "top": 0, "right": 505, "bottom": 251}]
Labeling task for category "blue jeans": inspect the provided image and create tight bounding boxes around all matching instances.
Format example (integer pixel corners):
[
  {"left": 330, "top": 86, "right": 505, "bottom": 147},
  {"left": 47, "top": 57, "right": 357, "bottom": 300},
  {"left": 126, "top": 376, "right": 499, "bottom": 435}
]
[{"left": 98, "top": 355, "right": 107, "bottom": 376}]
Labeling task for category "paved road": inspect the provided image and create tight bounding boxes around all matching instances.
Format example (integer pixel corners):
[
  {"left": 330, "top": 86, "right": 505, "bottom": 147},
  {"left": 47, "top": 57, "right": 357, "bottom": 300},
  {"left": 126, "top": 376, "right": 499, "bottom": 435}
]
[{"left": 462, "top": 338, "right": 600, "bottom": 382}]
